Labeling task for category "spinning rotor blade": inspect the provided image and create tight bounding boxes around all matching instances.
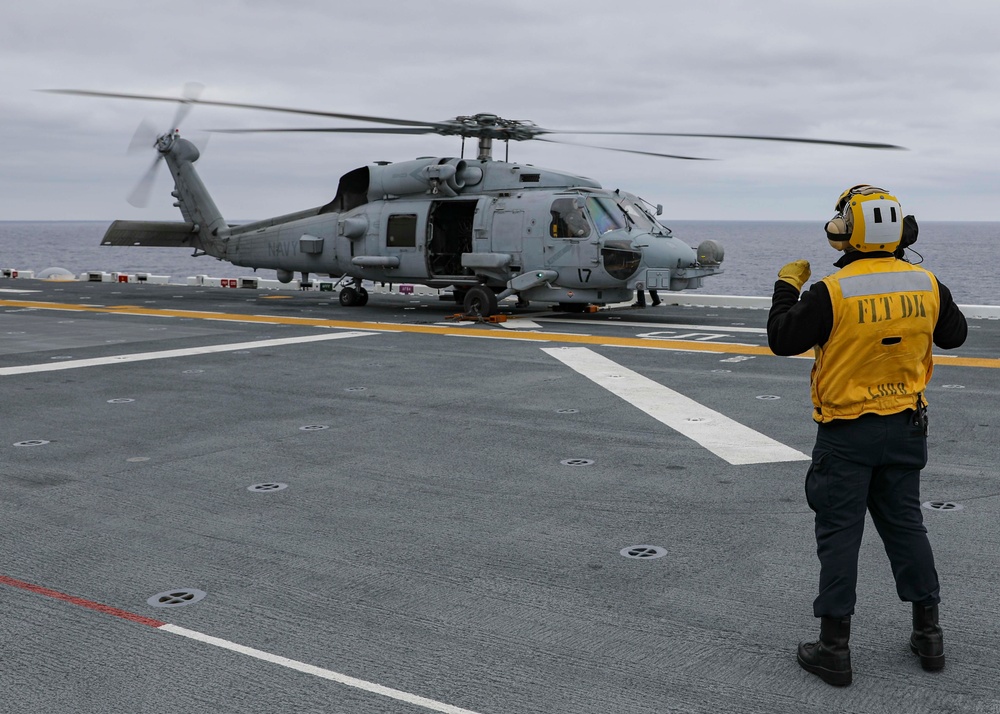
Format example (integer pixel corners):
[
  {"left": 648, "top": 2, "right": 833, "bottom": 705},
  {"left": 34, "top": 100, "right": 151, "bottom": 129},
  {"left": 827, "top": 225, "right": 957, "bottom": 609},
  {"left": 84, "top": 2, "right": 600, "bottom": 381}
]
[
  {"left": 548, "top": 130, "right": 905, "bottom": 151},
  {"left": 45, "top": 86, "right": 907, "bottom": 158},
  {"left": 208, "top": 126, "right": 434, "bottom": 135},
  {"left": 169, "top": 81, "right": 204, "bottom": 131},
  {"left": 534, "top": 137, "right": 713, "bottom": 161},
  {"left": 128, "top": 119, "right": 159, "bottom": 154},
  {"left": 43, "top": 89, "right": 447, "bottom": 131},
  {"left": 127, "top": 155, "right": 164, "bottom": 208},
  {"left": 206, "top": 123, "right": 901, "bottom": 153},
  {"left": 208, "top": 126, "right": 714, "bottom": 159}
]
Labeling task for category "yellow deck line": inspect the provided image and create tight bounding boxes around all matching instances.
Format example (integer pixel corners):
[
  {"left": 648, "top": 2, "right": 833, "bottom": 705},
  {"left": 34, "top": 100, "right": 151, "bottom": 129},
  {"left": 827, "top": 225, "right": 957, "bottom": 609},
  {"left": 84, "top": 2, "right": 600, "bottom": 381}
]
[{"left": 2, "top": 299, "right": 996, "bottom": 368}]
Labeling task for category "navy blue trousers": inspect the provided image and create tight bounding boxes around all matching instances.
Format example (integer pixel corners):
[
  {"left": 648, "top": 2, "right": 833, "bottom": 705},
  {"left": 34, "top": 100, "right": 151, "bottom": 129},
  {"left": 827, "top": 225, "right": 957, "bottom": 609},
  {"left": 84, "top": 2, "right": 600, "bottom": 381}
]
[{"left": 806, "top": 410, "right": 940, "bottom": 618}]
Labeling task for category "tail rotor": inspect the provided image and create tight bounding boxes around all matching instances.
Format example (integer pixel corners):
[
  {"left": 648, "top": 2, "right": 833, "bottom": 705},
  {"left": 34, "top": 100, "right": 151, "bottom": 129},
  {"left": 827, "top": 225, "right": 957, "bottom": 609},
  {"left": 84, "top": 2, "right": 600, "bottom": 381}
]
[
  {"left": 127, "top": 153, "right": 165, "bottom": 208},
  {"left": 169, "top": 81, "right": 204, "bottom": 132},
  {"left": 124, "top": 82, "right": 204, "bottom": 207}
]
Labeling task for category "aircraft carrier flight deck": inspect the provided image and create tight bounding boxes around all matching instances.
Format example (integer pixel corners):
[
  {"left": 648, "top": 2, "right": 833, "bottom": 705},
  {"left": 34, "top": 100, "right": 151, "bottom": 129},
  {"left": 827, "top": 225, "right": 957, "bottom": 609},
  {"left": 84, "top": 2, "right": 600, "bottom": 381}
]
[{"left": 2, "top": 276, "right": 998, "bottom": 714}]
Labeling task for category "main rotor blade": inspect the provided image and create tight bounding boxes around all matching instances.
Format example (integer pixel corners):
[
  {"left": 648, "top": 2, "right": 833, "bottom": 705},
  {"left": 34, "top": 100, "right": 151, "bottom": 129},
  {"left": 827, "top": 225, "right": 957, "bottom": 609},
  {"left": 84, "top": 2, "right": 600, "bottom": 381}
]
[
  {"left": 534, "top": 137, "right": 714, "bottom": 161},
  {"left": 43, "top": 89, "right": 446, "bottom": 131},
  {"left": 43, "top": 88, "right": 905, "bottom": 150},
  {"left": 212, "top": 127, "right": 718, "bottom": 159},
  {"left": 547, "top": 129, "right": 906, "bottom": 151},
  {"left": 127, "top": 155, "right": 163, "bottom": 208},
  {"left": 207, "top": 126, "right": 436, "bottom": 135}
]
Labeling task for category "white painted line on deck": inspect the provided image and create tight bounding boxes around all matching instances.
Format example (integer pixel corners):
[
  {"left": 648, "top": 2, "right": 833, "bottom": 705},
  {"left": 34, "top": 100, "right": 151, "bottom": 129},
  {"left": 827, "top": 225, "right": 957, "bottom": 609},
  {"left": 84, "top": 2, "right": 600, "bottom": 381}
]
[
  {"left": 499, "top": 319, "right": 544, "bottom": 330},
  {"left": 0, "top": 331, "right": 377, "bottom": 375},
  {"left": 160, "top": 624, "right": 483, "bottom": 714},
  {"left": 446, "top": 333, "right": 551, "bottom": 342},
  {"left": 0, "top": 574, "right": 484, "bottom": 714},
  {"left": 542, "top": 346, "right": 809, "bottom": 465}
]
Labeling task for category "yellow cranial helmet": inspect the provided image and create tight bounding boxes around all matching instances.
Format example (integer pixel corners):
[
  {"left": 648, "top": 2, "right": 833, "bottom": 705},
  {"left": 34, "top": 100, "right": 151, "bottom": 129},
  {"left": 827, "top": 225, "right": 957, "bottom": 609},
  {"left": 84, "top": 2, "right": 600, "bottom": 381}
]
[{"left": 825, "top": 185, "right": 903, "bottom": 253}]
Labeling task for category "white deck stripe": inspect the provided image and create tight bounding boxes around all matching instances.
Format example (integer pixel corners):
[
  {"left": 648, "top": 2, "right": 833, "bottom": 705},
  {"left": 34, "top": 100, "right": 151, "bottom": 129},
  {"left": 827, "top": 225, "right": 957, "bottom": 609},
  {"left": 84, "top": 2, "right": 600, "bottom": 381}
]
[
  {"left": 159, "top": 624, "right": 484, "bottom": 714},
  {"left": 499, "top": 319, "right": 544, "bottom": 330},
  {"left": 0, "top": 332, "right": 375, "bottom": 375},
  {"left": 543, "top": 346, "right": 809, "bottom": 465}
]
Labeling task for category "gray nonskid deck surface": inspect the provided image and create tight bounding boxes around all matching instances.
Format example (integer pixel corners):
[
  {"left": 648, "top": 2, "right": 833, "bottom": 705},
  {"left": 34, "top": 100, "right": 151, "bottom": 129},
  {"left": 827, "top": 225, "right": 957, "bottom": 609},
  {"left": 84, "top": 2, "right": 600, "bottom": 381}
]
[{"left": 1, "top": 280, "right": 997, "bottom": 714}]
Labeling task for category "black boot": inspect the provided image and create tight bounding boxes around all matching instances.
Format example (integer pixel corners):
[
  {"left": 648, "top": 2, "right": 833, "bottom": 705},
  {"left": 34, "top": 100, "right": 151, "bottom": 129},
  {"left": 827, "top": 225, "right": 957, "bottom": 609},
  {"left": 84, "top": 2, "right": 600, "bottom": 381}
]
[
  {"left": 797, "top": 616, "right": 853, "bottom": 686},
  {"left": 910, "top": 603, "right": 945, "bottom": 671}
]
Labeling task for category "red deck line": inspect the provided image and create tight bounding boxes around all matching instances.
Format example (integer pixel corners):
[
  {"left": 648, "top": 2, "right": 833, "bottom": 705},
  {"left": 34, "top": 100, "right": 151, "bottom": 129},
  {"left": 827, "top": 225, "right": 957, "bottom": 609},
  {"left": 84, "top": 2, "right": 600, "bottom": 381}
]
[{"left": 0, "top": 574, "right": 166, "bottom": 628}]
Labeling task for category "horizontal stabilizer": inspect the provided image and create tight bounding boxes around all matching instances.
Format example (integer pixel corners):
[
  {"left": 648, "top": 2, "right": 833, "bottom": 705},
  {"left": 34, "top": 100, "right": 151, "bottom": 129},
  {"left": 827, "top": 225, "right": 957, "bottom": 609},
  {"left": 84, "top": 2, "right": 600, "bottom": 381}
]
[{"left": 101, "top": 220, "right": 202, "bottom": 248}]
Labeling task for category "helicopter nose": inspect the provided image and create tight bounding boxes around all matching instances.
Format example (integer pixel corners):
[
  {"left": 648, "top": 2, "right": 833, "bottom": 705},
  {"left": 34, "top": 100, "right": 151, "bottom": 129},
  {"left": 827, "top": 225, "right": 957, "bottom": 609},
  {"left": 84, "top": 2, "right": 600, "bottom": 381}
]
[
  {"left": 600, "top": 237, "right": 643, "bottom": 280},
  {"left": 637, "top": 233, "right": 699, "bottom": 271}
]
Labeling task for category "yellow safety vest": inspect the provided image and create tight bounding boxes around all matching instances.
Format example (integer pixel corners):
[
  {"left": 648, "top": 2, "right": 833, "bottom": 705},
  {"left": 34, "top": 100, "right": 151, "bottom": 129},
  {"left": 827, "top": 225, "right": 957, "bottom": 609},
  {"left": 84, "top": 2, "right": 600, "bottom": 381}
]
[{"left": 812, "top": 258, "right": 940, "bottom": 422}]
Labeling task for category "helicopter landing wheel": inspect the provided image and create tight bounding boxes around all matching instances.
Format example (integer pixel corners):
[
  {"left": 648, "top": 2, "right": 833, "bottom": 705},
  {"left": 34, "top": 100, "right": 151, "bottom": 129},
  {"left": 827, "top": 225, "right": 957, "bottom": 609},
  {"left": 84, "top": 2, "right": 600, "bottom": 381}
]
[
  {"left": 339, "top": 287, "right": 360, "bottom": 307},
  {"left": 357, "top": 287, "right": 369, "bottom": 306},
  {"left": 463, "top": 285, "right": 498, "bottom": 317},
  {"left": 557, "top": 302, "right": 587, "bottom": 313}
]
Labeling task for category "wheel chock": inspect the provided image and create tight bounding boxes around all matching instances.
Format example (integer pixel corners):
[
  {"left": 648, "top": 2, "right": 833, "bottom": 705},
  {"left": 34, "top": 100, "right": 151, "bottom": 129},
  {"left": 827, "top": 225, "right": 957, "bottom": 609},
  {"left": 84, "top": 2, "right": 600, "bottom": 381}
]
[{"left": 447, "top": 312, "right": 508, "bottom": 323}]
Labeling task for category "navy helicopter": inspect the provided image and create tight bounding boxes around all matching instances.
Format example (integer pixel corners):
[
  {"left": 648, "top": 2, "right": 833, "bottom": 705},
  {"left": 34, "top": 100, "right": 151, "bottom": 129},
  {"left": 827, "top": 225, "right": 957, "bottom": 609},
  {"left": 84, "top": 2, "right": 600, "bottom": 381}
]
[{"left": 48, "top": 86, "right": 903, "bottom": 316}]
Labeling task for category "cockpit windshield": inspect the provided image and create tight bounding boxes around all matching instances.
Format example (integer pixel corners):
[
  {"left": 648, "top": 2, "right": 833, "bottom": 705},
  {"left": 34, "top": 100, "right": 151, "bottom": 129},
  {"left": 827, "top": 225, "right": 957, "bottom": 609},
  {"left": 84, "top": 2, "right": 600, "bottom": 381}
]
[
  {"left": 586, "top": 197, "right": 627, "bottom": 235},
  {"left": 551, "top": 194, "right": 670, "bottom": 239},
  {"left": 618, "top": 200, "right": 657, "bottom": 231}
]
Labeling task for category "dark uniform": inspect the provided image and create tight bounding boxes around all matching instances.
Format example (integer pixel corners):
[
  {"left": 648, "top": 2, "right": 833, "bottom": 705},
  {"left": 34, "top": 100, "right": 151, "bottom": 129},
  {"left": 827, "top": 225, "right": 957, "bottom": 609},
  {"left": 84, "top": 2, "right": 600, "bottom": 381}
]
[
  {"left": 769, "top": 240, "right": 967, "bottom": 685},
  {"left": 632, "top": 289, "right": 661, "bottom": 308}
]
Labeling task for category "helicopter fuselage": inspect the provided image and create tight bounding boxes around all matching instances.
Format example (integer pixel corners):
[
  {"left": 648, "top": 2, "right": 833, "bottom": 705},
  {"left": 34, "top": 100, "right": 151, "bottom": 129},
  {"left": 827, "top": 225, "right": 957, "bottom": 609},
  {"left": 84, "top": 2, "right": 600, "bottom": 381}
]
[{"left": 102, "top": 136, "right": 724, "bottom": 314}]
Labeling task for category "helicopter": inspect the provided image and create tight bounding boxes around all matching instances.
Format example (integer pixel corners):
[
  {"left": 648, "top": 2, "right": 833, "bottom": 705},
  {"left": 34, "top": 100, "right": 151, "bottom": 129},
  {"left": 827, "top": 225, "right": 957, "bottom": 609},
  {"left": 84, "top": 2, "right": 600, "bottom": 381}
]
[{"left": 48, "top": 86, "right": 904, "bottom": 317}]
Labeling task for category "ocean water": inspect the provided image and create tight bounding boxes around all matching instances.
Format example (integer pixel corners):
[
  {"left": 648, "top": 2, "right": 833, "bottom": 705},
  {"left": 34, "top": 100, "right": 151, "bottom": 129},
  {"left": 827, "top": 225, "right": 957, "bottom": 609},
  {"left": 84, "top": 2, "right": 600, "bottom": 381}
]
[{"left": 1, "top": 220, "right": 997, "bottom": 305}]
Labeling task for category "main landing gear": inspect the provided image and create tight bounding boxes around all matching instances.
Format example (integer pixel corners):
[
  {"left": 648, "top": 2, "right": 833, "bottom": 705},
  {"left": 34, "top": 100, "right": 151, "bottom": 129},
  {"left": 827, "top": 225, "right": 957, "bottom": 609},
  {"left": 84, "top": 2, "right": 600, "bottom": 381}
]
[
  {"left": 338, "top": 279, "right": 369, "bottom": 307},
  {"left": 462, "top": 285, "right": 499, "bottom": 317}
]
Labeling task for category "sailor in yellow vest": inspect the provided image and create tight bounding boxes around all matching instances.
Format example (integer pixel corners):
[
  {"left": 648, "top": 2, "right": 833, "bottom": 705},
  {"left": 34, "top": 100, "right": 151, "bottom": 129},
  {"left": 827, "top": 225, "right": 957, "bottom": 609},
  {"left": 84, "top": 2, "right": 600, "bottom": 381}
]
[{"left": 767, "top": 185, "right": 967, "bottom": 686}]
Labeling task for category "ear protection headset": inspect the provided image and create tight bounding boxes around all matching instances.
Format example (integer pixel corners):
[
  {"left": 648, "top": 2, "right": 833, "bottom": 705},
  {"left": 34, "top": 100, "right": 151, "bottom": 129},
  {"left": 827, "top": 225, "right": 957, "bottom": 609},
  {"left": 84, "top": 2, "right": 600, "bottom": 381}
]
[{"left": 825, "top": 184, "right": 904, "bottom": 253}]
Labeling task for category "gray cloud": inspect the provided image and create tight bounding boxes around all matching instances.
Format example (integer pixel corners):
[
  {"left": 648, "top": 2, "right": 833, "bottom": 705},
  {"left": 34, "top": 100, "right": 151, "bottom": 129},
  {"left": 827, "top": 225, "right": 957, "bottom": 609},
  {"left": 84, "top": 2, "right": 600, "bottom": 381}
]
[{"left": 2, "top": 0, "right": 998, "bottom": 221}]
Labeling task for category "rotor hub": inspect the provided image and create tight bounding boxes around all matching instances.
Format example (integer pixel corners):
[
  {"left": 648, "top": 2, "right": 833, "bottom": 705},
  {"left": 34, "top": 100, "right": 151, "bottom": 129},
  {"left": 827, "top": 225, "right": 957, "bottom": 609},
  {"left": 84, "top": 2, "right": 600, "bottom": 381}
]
[
  {"left": 443, "top": 114, "right": 542, "bottom": 141},
  {"left": 155, "top": 130, "right": 179, "bottom": 153}
]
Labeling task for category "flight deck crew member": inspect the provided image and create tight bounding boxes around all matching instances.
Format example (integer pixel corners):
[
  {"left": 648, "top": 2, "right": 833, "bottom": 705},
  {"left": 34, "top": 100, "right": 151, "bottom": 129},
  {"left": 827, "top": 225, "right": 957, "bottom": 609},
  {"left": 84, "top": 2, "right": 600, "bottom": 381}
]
[
  {"left": 632, "top": 289, "right": 661, "bottom": 308},
  {"left": 767, "top": 185, "right": 967, "bottom": 687}
]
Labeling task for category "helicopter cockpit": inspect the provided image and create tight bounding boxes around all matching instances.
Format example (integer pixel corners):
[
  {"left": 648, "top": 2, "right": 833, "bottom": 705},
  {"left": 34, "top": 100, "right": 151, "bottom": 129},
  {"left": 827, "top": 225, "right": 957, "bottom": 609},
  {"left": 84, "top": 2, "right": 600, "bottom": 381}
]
[
  {"left": 549, "top": 198, "right": 592, "bottom": 238},
  {"left": 543, "top": 189, "right": 717, "bottom": 287},
  {"left": 550, "top": 194, "right": 644, "bottom": 239},
  {"left": 549, "top": 193, "right": 670, "bottom": 237}
]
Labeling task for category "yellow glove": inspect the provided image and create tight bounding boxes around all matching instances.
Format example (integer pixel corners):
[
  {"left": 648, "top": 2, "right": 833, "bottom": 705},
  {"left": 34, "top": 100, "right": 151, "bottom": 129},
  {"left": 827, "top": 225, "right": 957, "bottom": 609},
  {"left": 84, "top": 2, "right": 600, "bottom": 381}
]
[{"left": 778, "top": 260, "right": 811, "bottom": 291}]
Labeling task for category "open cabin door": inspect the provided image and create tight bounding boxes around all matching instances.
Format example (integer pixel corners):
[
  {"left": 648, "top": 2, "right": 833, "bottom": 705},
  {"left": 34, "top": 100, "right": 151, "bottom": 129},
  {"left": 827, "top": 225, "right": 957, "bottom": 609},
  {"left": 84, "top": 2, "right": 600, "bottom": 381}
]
[{"left": 427, "top": 200, "right": 478, "bottom": 278}]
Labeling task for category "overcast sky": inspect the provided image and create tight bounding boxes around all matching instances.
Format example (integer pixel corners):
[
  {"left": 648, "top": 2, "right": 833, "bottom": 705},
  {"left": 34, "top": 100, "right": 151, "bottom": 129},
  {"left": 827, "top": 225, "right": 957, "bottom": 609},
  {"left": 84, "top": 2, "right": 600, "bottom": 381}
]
[{"left": 2, "top": 0, "right": 999, "bottom": 222}]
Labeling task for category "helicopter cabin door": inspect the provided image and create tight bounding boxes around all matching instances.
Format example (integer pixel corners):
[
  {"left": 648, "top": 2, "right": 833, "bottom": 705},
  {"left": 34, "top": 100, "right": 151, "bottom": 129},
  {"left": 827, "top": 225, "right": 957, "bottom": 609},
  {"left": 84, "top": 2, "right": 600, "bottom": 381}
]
[
  {"left": 546, "top": 196, "right": 600, "bottom": 286},
  {"left": 490, "top": 208, "right": 524, "bottom": 269},
  {"left": 427, "top": 200, "right": 478, "bottom": 278},
  {"left": 381, "top": 202, "right": 429, "bottom": 277}
]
